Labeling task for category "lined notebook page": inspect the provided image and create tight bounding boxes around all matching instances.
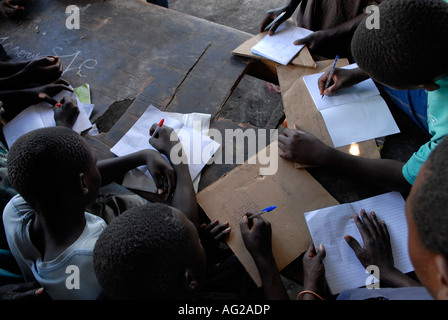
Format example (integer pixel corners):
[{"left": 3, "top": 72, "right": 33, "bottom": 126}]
[
  {"left": 304, "top": 192, "right": 414, "bottom": 294},
  {"left": 302, "top": 64, "right": 380, "bottom": 111}
]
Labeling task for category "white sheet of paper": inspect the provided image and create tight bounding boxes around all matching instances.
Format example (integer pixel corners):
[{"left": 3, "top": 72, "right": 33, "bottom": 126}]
[
  {"left": 303, "top": 72, "right": 380, "bottom": 111},
  {"left": 251, "top": 23, "right": 313, "bottom": 65},
  {"left": 320, "top": 95, "right": 400, "bottom": 147},
  {"left": 110, "top": 105, "right": 220, "bottom": 187},
  {"left": 121, "top": 111, "right": 213, "bottom": 193},
  {"left": 304, "top": 192, "right": 414, "bottom": 295},
  {"left": 3, "top": 89, "right": 93, "bottom": 148},
  {"left": 302, "top": 63, "right": 400, "bottom": 147}
]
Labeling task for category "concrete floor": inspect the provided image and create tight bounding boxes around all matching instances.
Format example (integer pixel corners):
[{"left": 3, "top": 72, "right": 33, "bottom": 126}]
[{"left": 169, "top": 0, "right": 303, "bottom": 300}]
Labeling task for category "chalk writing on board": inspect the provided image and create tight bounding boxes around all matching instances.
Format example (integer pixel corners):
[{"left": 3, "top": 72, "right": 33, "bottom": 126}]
[{"left": 0, "top": 37, "right": 98, "bottom": 77}]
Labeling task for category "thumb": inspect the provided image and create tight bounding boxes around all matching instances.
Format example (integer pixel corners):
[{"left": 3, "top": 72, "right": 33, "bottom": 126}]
[
  {"left": 344, "top": 235, "right": 363, "bottom": 257},
  {"left": 294, "top": 34, "right": 313, "bottom": 45},
  {"left": 293, "top": 124, "right": 306, "bottom": 134},
  {"left": 315, "top": 243, "right": 326, "bottom": 260},
  {"left": 38, "top": 92, "right": 57, "bottom": 106}
]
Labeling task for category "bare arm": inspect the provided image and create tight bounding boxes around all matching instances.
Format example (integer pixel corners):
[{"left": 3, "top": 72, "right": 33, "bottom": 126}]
[
  {"left": 148, "top": 125, "right": 199, "bottom": 228},
  {"left": 278, "top": 126, "right": 412, "bottom": 193}
]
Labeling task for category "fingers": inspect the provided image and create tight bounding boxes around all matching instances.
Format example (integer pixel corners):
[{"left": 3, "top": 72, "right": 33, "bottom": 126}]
[
  {"left": 203, "top": 220, "right": 231, "bottom": 241},
  {"left": 164, "top": 168, "right": 176, "bottom": 201},
  {"left": 306, "top": 243, "right": 326, "bottom": 260},
  {"left": 344, "top": 234, "right": 363, "bottom": 257},
  {"left": 294, "top": 34, "right": 313, "bottom": 46},
  {"left": 38, "top": 93, "right": 57, "bottom": 105}
]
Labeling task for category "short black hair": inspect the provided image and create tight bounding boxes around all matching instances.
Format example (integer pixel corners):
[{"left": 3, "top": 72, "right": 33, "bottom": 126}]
[
  {"left": 93, "top": 203, "right": 190, "bottom": 300},
  {"left": 412, "top": 137, "right": 448, "bottom": 259},
  {"left": 7, "top": 127, "right": 92, "bottom": 215},
  {"left": 352, "top": 0, "right": 448, "bottom": 88}
]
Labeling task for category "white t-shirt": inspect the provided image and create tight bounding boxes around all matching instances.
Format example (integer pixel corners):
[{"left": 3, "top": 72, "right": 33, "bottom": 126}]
[{"left": 3, "top": 194, "right": 107, "bottom": 300}]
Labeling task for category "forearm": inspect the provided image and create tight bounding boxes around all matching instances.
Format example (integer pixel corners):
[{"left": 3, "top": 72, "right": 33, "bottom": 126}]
[
  {"left": 170, "top": 158, "right": 199, "bottom": 228},
  {"left": 97, "top": 151, "right": 148, "bottom": 186},
  {"left": 381, "top": 267, "right": 421, "bottom": 288},
  {"left": 253, "top": 255, "right": 289, "bottom": 300},
  {"left": 322, "top": 148, "right": 411, "bottom": 193},
  {"left": 0, "top": 61, "right": 27, "bottom": 77}
]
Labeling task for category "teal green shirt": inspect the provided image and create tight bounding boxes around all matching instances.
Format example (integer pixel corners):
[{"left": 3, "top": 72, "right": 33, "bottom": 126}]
[{"left": 402, "top": 77, "right": 448, "bottom": 184}]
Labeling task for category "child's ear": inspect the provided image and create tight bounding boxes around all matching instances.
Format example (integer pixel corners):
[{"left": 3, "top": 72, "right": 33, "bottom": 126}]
[
  {"left": 183, "top": 268, "right": 199, "bottom": 293},
  {"left": 79, "top": 172, "right": 89, "bottom": 195},
  {"left": 434, "top": 255, "right": 448, "bottom": 300}
]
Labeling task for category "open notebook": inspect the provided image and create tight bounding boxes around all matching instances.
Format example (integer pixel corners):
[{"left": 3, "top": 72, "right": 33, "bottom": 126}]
[
  {"left": 304, "top": 192, "right": 414, "bottom": 294},
  {"left": 303, "top": 64, "right": 400, "bottom": 147},
  {"left": 110, "top": 105, "right": 221, "bottom": 187},
  {"left": 3, "top": 88, "right": 94, "bottom": 148},
  {"left": 251, "top": 23, "right": 313, "bottom": 65}
]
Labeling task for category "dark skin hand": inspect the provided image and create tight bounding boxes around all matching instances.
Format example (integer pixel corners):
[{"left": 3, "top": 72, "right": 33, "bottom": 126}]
[
  {"left": 240, "top": 212, "right": 289, "bottom": 300},
  {"left": 149, "top": 124, "right": 199, "bottom": 228},
  {"left": 278, "top": 124, "right": 412, "bottom": 193},
  {"left": 199, "top": 219, "right": 231, "bottom": 265},
  {"left": 293, "top": 14, "right": 367, "bottom": 55},
  {"left": 0, "top": 56, "right": 63, "bottom": 90},
  {"left": 53, "top": 95, "right": 80, "bottom": 129},
  {"left": 345, "top": 210, "right": 420, "bottom": 287},
  {"left": 0, "top": 281, "right": 47, "bottom": 300},
  {"left": 302, "top": 243, "right": 327, "bottom": 300},
  {"left": 97, "top": 149, "right": 176, "bottom": 201},
  {"left": 259, "top": 0, "right": 300, "bottom": 36},
  {"left": 0, "top": 0, "right": 24, "bottom": 18},
  {"left": 318, "top": 67, "right": 369, "bottom": 97},
  {"left": 0, "top": 79, "right": 74, "bottom": 123}
]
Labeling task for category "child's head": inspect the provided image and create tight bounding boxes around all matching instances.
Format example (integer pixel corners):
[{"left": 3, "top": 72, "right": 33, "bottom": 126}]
[
  {"left": 406, "top": 137, "right": 448, "bottom": 299},
  {"left": 93, "top": 203, "right": 206, "bottom": 300},
  {"left": 7, "top": 127, "right": 100, "bottom": 217},
  {"left": 352, "top": 0, "right": 448, "bottom": 90}
]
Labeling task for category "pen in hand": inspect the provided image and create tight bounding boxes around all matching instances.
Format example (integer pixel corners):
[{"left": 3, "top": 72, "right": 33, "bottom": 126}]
[
  {"left": 264, "top": 12, "right": 286, "bottom": 32},
  {"left": 248, "top": 206, "right": 277, "bottom": 220},
  {"left": 322, "top": 55, "right": 339, "bottom": 99},
  {"left": 151, "top": 119, "right": 165, "bottom": 137}
]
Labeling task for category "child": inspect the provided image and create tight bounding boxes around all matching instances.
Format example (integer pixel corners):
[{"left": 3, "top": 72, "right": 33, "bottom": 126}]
[
  {"left": 2, "top": 126, "right": 175, "bottom": 299},
  {"left": 278, "top": 0, "right": 448, "bottom": 194},
  {"left": 0, "top": 56, "right": 72, "bottom": 123},
  {"left": 302, "top": 135, "right": 448, "bottom": 300},
  {"left": 93, "top": 126, "right": 288, "bottom": 300},
  {"left": 259, "top": 0, "right": 384, "bottom": 59}
]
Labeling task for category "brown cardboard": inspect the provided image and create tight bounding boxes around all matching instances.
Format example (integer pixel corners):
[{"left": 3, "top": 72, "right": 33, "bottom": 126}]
[
  {"left": 231, "top": 20, "right": 317, "bottom": 69},
  {"left": 196, "top": 141, "right": 339, "bottom": 287},
  {"left": 277, "top": 60, "right": 381, "bottom": 169}
]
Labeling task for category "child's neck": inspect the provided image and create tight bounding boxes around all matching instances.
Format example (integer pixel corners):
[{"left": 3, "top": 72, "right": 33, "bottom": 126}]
[{"left": 30, "top": 208, "right": 87, "bottom": 262}]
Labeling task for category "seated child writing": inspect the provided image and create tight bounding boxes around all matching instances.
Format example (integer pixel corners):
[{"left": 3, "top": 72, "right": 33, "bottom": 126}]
[
  {"left": 278, "top": 0, "right": 448, "bottom": 193},
  {"left": 2, "top": 126, "right": 175, "bottom": 299},
  {"left": 93, "top": 125, "right": 288, "bottom": 300}
]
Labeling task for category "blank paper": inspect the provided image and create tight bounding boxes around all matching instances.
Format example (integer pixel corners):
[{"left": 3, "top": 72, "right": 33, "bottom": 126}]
[{"left": 251, "top": 23, "right": 313, "bottom": 65}]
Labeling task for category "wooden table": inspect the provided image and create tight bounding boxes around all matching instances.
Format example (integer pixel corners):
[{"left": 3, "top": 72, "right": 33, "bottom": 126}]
[
  {"left": 1, "top": 0, "right": 425, "bottom": 200},
  {"left": 0, "top": 0, "right": 275, "bottom": 190}
]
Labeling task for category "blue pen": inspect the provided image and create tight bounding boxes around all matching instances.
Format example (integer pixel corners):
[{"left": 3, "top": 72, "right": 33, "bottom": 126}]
[
  {"left": 249, "top": 206, "right": 277, "bottom": 220},
  {"left": 322, "top": 55, "right": 339, "bottom": 99}
]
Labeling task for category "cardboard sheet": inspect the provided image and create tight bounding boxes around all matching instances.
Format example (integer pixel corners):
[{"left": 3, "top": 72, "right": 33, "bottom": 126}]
[
  {"left": 277, "top": 60, "right": 381, "bottom": 166},
  {"left": 232, "top": 20, "right": 317, "bottom": 69},
  {"left": 196, "top": 141, "right": 339, "bottom": 287}
]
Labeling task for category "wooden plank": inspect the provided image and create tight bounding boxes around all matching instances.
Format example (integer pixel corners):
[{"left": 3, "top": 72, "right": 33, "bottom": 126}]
[{"left": 0, "top": 0, "right": 252, "bottom": 121}]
